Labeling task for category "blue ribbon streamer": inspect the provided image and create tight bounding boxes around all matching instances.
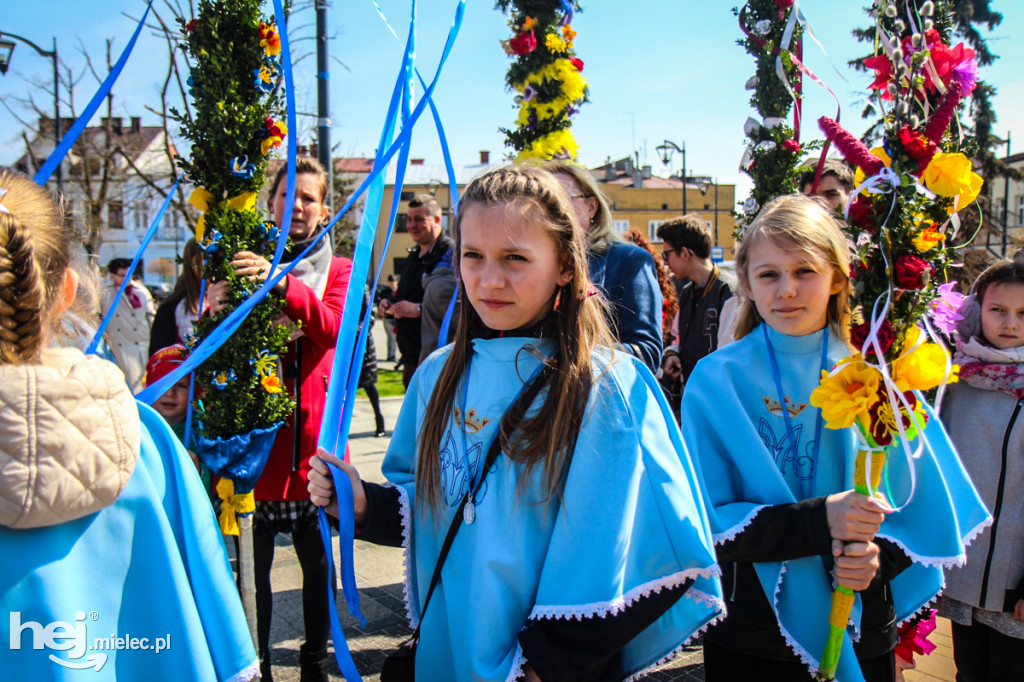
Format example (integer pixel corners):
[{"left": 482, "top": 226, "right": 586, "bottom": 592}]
[
  {"left": 34, "top": 1, "right": 153, "bottom": 186},
  {"left": 268, "top": 0, "right": 298, "bottom": 276},
  {"left": 87, "top": 171, "right": 182, "bottom": 355}
]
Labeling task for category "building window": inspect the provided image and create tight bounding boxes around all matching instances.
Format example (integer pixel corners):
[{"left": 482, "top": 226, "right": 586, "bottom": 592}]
[
  {"left": 612, "top": 220, "right": 630, "bottom": 234},
  {"left": 108, "top": 200, "right": 124, "bottom": 230},
  {"left": 1017, "top": 195, "right": 1024, "bottom": 227},
  {"left": 395, "top": 214, "right": 408, "bottom": 233},
  {"left": 648, "top": 220, "right": 664, "bottom": 243},
  {"left": 400, "top": 191, "right": 415, "bottom": 201}
]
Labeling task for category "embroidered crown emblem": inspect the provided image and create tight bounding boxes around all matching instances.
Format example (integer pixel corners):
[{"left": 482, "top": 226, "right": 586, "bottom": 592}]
[
  {"left": 454, "top": 407, "right": 490, "bottom": 434},
  {"left": 762, "top": 395, "right": 808, "bottom": 418}
]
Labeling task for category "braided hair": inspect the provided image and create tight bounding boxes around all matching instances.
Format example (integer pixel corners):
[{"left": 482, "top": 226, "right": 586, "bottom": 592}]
[
  {"left": 0, "top": 168, "right": 71, "bottom": 364},
  {"left": 416, "top": 165, "right": 615, "bottom": 513}
]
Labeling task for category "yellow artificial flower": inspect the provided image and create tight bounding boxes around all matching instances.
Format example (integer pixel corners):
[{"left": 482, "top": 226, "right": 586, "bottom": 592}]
[
  {"left": 261, "top": 375, "right": 284, "bottom": 394},
  {"left": 225, "top": 191, "right": 258, "bottom": 213},
  {"left": 893, "top": 340, "right": 958, "bottom": 392},
  {"left": 912, "top": 224, "right": 946, "bottom": 252},
  {"left": 515, "top": 128, "right": 579, "bottom": 163},
  {"left": 923, "top": 152, "right": 984, "bottom": 210},
  {"left": 853, "top": 146, "right": 893, "bottom": 190},
  {"left": 545, "top": 33, "right": 568, "bottom": 54},
  {"left": 809, "top": 356, "right": 882, "bottom": 430},
  {"left": 261, "top": 135, "right": 283, "bottom": 155},
  {"left": 521, "top": 16, "right": 537, "bottom": 31}
]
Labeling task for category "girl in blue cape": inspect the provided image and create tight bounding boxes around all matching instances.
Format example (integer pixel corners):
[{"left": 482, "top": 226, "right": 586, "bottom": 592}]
[
  {"left": 309, "top": 165, "right": 724, "bottom": 681},
  {"left": 0, "top": 167, "right": 257, "bottom": 681},
  {"left": 681, "top": 194, "right": 988, "bottom": 682}
]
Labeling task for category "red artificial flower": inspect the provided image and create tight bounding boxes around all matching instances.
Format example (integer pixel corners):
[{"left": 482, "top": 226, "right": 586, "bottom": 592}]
[
  {"left": 851, "top": 319, "right": 895, "bottom": 357},
  {"left": 569, "top": 57, "right": 584, "bottom": 72},
  {"left": 893, "top": 254, "right": 934, "bottom": 290},
  {"left": 508, "top": 31, "right": 537, "bottom": 56},
  {"left": 186, "top": 19, "right": 198, "bottom": 33},
  {"left": 847, "top": 196, "right": 878, "bottom": 235},
  {"left": 864, "top": 53, "right": 894, "bottom": 99},
  {"left": 898, "top": 126, "right": 938, "bottom": 175},
  {"left": 774, "top": 0, "right": 794, "bottom": 8},
  {"left": 783, "top": 139, "right": 801, "bottom": 153}
]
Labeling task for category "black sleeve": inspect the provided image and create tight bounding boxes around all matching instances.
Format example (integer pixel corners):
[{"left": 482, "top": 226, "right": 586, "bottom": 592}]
[
  {"left": 716, "top": 496, "right": 833, "bottom": 564},
  {"left": 354, "top": 482, "right": 404, "bottom": 547},
  {"left": 873, "top": 537, "right": 913, "bottom": 586},
  {"left": 149, "top": 301, "right": 179, "bottom": 356},
  {"left": 518, "top": 580, "right": 691, "bottom": 682}
]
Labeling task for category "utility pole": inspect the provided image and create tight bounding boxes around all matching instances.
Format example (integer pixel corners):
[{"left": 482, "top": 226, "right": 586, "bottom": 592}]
[
  {"left": 1003, "top": 132, "right": 1012, "bottom": 257},
  {"left": 315, "top": 0, "right": 332, "bottom": 211}
]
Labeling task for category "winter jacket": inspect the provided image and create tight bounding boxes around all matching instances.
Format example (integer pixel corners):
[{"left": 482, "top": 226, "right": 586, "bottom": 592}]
[
  {"left": 254, "top": 255, "right": 353, "bottom": 501},
  {"left": 0, "top": 347, "right": 257, "bottom": 680},
  {"left": 394, "top": 234, "right": 455, "bottom": 366},
  {"left": 942, "top": 381, "right": 1024, "bottom": 612},
  {"left": 101, "top": 280, "right": 155, "bottom": 391},
  {"left": 587, "top": 241, "right": 663, "bottom": 373}
]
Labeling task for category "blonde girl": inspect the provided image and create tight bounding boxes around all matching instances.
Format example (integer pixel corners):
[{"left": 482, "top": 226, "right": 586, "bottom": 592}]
[
  {"left": 309, "top": 165, "right": 723, "bottom": 681},
  {"left": 0, "top": 167, "right": 257, "bottom": 679},
  {"left": 682, "top": 194, "right": 986, "bottom": 682}
]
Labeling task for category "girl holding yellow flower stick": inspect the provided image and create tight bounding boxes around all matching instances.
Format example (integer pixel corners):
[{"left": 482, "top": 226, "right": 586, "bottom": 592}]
[{"left": 682, "top": 194, "right": 988, "bottom": 682}]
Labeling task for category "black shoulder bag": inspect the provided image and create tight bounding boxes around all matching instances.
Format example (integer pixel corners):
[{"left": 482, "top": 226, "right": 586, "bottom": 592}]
[{"left": 380, "top": 364, "right": 552, "bottom": 681}]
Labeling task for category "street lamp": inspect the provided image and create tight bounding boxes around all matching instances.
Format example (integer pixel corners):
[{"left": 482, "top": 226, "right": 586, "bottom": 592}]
[
  {"left": 700, "top": 178, "right": 720, "bottom": 247},
  {"left": 0, "top": 30, "right": 61, "bottom": 193},
  {"left": 655, "top": 140, "right": 686, "bottom": 215}
]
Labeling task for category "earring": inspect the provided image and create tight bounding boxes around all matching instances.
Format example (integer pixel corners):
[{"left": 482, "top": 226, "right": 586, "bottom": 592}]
[{"left": 553, "top": 287, "right": 562, "bottom": 312}]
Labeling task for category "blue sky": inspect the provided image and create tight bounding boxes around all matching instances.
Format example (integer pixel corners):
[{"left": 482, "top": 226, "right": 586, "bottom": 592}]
[{"left": 1, "top": 0, "right": 1021, "bottom": 202}]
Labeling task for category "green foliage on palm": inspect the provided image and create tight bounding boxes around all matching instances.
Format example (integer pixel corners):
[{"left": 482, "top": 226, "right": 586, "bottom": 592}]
[{"left": 174, "top": 0, "right": 296, "bottom": 440}]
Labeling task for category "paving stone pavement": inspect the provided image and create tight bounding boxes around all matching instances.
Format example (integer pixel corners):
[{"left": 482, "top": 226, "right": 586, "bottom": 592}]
[{"left": 253, "top": 328, "right": 956, "bottom": 682}]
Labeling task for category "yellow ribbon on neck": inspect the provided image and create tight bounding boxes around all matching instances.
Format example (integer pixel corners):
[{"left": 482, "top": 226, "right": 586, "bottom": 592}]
[
  {"left": 216, "top": 477, "right": 256, "bottom": 536},
  {"left": 188, "top": 187, "right": 258, "bottom": 243}
]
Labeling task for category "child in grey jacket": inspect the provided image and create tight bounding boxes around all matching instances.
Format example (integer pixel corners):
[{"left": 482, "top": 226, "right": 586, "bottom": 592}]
[{"left": 941, "top": 257, "right": 1024, "bottom": 681}]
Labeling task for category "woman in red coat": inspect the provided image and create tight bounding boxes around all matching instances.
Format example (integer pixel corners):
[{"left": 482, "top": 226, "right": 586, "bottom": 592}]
[{"left": 211, "top": 157, "right": 350, "bottom": 682}]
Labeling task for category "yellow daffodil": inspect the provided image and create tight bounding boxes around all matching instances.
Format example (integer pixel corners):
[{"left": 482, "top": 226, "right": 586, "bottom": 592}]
[
  {"left": 854, "top": 146, "right": 893, "bottom": 190},
  {"left": 922, "top": 152, "right": 984, "bottom": 211},
  {"left": 893, "top": 340, "right": 958, "bottom": 391},
  {"left": 809, "top": 356, "right": 882, "bottom": 430},
  {"left": 912, "top": 224, "right": 946, "bottom": 252}
]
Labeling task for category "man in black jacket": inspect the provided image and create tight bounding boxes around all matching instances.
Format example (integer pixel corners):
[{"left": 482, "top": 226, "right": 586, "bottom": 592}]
[{"left": 378, "top": 194, "right": 453, "bottom": 387}]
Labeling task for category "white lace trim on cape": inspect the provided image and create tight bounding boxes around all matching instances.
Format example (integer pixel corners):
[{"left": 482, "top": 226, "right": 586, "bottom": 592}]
[
  {"left": 225, "top": 659, "right": 260, "bottom": 682},
  {"left": 527, "top": 565, "right": 720, "bottom": 621},
  {"left": 391, "top": 484, "right": 417, "bottom": 629},
  {"left": 712, "top": 504, "right": 768, "bottom": 545}
]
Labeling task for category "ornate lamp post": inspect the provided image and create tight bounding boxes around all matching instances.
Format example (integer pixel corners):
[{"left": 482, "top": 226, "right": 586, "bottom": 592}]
[
  {"left": 656, "top": 139, "right": 686, "bottom": 215},
  {"left": 700, "top": 177, "right": 720, "bottom": 247},
  {"left": 0, "top": 31, "right": 61, "bottom": 193}
]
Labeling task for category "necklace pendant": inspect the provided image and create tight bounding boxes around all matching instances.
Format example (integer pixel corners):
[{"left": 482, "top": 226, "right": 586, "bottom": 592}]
[{"left": 463, "top": 496, "right": 476, "bottom": 525}]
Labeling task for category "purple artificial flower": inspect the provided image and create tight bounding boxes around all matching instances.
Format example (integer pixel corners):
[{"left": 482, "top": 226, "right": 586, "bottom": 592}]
[
  {"left": 929, "top": 281, "right": 966, "bottom": 335},
  {"left": 523, "top": 85, "right": 538, "bottom": 102},
  {"left": 952, "top": 58, "right": 979, "bottom": 97}
]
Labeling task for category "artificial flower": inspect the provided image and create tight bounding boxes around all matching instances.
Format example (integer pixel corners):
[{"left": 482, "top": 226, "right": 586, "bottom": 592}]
[
  {"left": 754, "top": 19, "right": 772, "bottom": 36},
  {"left": 521, "top": 16, "right": 537, "bottom": 31},
  {"left": 260, "top": 221, "right": 281, "bottom": 244},
  {"left": 922, "top": 152, "right": 983, "bottom": 209},
  {"left": 774, "top": 0, "right": 794, "bottom": 9},
  {"left": 508, "top": 31, "right": 537, "bottom": 55},
  {"left": 259, "top": 22, "right": 281, "bottom": 56},
  {"left": 847, "top": 196, "right": 878, "bottom": 234},
  {"left": 230, "top": 155, "right": 255, "bottom": 180},
  {"left": 783, "top": 139, "right": 800, "bottom": 153},
  {"left": 198, "top": 229, "right": 223, "bottom": 255},
  {"left": 211, "top": 368, "right": 237, "bottom": 390},
  {"left": 561, "top": 24, "right": 576, "bottom": 43},
  {"left": 864, "top": 53, "right": 895, "bottom": 99},
  {"left": 569, "top": 57, "right": 584, "bottom": 72},
  {"left": 928, "top": 282, "right": 966, "bottom": 336},
  {"left": 850, "top": 319, "right": 895, "bottom": 358},
  {"left": 898, "top": 126, "right": 937, "bottom": 175},
  {"left": 809, "top": 355, "right": 882, "bottom": 430},
  {"left": 522, "top": 84, "right": 538, "bottom": 101},
  {"left": 869, "top": 390, "right": 922, "bottom": 446},
  {"left": 912, "top": 224, "right": 946, "bottom": 252},
  {"left": 185, "top": 19, "right": 197, "bottom": 34},
  {"left": 250, "top": 349, "right": 279, "bottom": 378},
  {"left": 893, "top": 339, "right": 958, "bottom": 392},
  {"left": 893, "top": 254, "right": 934, "bottom": 290},
  {"left": 261, "top": 376, "right": 283, "bottom": 394},
  {"left": 545, "top": 33, "right": 568, "bottom": 54},
  {"left": 853, "top": 146, "right": 893, "bottom": 189},
  {"left": 754, "top": 140, "right": 777, "bottom": 153}
]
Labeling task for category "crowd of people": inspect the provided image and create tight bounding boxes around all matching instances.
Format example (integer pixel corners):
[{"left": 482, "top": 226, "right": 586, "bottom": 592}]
[{"left": 0, "top": 155, "right": 1018, "bottom": 682}]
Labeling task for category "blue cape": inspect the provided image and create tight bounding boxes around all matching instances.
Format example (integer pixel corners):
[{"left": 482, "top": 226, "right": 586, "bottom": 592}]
[
  {"left": 385, "top": 337, "right": 724, "bottom": 681},
  {"left": 681, "top": 327, "right": 990, "bottom": 682},
  {"left": 1, "top": 402, "right": 257, "bottom": 681}
]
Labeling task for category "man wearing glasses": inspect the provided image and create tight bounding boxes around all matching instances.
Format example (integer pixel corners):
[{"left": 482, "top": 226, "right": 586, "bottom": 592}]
[{"left": 657, "top": 215, "right": 736, "bottom": 416}]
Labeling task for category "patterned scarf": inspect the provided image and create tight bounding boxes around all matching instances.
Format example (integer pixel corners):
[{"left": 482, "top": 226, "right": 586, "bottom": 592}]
[{"left": 953, "top": 336, "right": 1024, "bottom": 399}]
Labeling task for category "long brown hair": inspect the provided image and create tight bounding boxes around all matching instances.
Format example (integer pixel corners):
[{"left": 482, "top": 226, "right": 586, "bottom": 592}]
[
  {"left": 543, "top": 159, "right": 620, "bottom": 255},
  {"left": 733, "top": 194, "right": 851, "bottom": 341},
  {"left": 416, "top": 165, "right": 614, "bottom": 513},
  {"left": 0, "top": 168, "right": 72, "bottom": 364},
  {"left": 624, "top": 227, "right": 678, "bottom": 345}
]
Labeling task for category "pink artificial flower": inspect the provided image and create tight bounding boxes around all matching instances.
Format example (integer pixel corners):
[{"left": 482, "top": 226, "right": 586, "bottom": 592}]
[{"left": 929, "top": 281, "right": 966, "bottom": 336}]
